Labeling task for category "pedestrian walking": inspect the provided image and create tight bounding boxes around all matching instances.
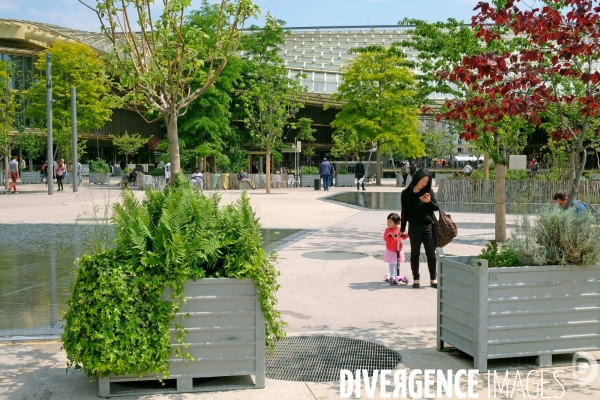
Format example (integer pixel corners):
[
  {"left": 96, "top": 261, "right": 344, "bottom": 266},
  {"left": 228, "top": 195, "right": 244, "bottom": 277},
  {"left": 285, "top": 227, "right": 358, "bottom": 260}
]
[
  {"left": 382, "top": 213, "right": 408, "bottom": 284},
  {"left": 165, "top": 162, "right": 171, "bottom": 184},
  {"left": 400, "top": 168, "right": 439, "bottom": 289},
  {"left": 77, "top": 161, "right": 83, "bottom": 186},
  {"left": 330, "top": 161, "right": 336, "bottom": 187},
  {"left": 401, "top": 162, "right": 409, "bottom": 187},
  {"left": 19, "top": 157, "right": 26, "bottom": 175},
  {"left": 41, "top": 161, "right": 48, "bottom": 183},
  {"left": 7, "top": 155, "right": 19, "bottom": 193},
  {"left": 409, "top": 162, "right": 417, "bottom": 179},
  {"left": 319, "top": 158, "right": 331, "bottom": 191},
  {"left": 355, "top": 158, "right": 366, "bottom": 191},
  {"left": 55, "top": 159, "right": 66, "bottom": 191}
]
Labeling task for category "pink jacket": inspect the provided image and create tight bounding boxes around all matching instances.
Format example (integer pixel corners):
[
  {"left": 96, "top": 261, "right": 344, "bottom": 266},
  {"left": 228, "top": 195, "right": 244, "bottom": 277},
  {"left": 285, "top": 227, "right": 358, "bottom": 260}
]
[
  {"left": 56, "top": 163, "right": 66, "bottom": 176},
  {"left": 383, "top": 227, "right": 407, "bottom": 252}
]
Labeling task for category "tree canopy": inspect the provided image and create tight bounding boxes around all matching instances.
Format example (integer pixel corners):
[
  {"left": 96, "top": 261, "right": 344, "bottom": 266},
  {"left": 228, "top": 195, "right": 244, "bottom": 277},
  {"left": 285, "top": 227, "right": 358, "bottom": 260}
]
[
  {"left": 449, "top": 0, "right": 600, "bottom": 198},
  {"left": 28, "top": 42, "right": 114, "bottom": 164},
  {"left": 110, "top": 132, "right": 149, "bottom": 165},
  {"left": 79, "top": 0, "right": 259, "bottom": 180},
  {"left": 329, "top": 45, "right": 425, "bottom": 163},
  {"left": 237, "top": 14, "right": 308, "bottom": 193}
]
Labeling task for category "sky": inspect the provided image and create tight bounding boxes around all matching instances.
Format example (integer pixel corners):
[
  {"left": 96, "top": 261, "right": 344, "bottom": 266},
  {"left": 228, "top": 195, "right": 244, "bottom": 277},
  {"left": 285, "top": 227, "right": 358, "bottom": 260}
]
[{"left": 1, "top": 0, "right": 483, "bottom": 32}]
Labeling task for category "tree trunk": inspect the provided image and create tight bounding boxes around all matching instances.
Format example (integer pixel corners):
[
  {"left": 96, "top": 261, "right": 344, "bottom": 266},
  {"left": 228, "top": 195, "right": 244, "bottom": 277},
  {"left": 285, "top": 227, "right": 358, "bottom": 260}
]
[
  {"left": 484, "top": 152, "right": 490, "bottom": 181},
  {"left": 166, "top": 113, "right": 181, "bottom": 184},
  {"left": 569, "top": 146, "right": 587, "bottom": 201},
  {"left": 4, "top": 154, "right": 8, "bottom": 189},
  {"left": 376, "top": 141, "right": 381, "bottom": 186},
  {"left": 29, "top": 158, "right": 33, "bottom": 172},
  {"left": 495, "top": 163, "right": 507, "bottom": 242},
  {"left": 266, "top": 142, "right": 271, "bottom": 194}
]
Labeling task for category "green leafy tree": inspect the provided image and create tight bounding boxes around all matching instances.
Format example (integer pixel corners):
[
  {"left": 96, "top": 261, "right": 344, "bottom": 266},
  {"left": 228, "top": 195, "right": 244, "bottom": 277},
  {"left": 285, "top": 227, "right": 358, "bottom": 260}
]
[
  {"left": 15, "top": 132, "right": 45, "bottom": 171},
  {"left": 79, "top": 0, "right": 259, "bottom": 182},
  {"left": 109, "top": 131, "right": 149, "bottom": 165},
  {"left": 238, "top": 14, "right": 307, "bottom": 194},
  {"left": 400, "top": 18, "right": 533, "bottom": 241},
  {"left": 328, "top": 45, "right": 424, "bottom": 185},
  {"left": 0, "top": 61, "right": 19, "bottom": 188},
  {"left": 294, "top": 118, "right": 316, "bottom": 163},
  {"left": 178, "top": 1, "right": 245, "bottom": 171},
  {"left": 421, "top": 129, "right": 457, "bottom": 162},
  {"left": 28, "top": 42, "right": 113, "bottom": 165},
  {"left": 330, "top": 129, "right": 364, "bottom": 169}
]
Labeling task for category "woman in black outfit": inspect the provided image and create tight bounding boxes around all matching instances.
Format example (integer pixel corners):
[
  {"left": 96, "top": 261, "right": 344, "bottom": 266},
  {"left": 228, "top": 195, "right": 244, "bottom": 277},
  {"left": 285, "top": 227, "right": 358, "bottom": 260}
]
[{"left": 399, "top": 168, "right": 439, "bottom": 288}]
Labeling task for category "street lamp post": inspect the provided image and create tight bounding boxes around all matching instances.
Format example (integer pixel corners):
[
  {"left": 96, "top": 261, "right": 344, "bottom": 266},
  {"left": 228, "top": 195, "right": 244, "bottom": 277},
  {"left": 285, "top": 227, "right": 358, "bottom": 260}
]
[
  {"left": 71, "top": 86, "right": 78, "bottom": 193},
  {"left": 46, "top": 53, "right": 53, "bottom": 195}
]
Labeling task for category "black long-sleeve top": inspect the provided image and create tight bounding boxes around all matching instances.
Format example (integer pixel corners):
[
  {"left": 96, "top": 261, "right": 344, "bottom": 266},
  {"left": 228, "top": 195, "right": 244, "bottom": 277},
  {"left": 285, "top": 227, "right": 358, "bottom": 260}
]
[{"left": 400, "top": 188, "right": 439, "bottom": 232}]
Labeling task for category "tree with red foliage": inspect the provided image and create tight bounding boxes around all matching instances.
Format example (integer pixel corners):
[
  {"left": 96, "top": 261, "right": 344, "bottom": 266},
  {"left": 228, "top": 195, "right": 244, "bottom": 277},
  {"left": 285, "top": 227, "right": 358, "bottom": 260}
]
[{"left": 444, "top": 0, "right": 600, "bottom": 203}]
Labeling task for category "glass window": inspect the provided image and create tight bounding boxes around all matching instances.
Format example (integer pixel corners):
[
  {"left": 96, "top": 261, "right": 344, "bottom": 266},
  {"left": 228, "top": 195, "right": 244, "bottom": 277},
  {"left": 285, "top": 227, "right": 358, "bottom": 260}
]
[
  {"left": 325, "top": 73, "right": 338, "bottom": 94},
  {"left": 13, "top": 55, "right": 23, "bottom": 90},
  {"left": 23, "top": 56, "right": 33, "bottom": 89},
  {"left": 313, "top": 72, "right": 325, "bottom": 93}
]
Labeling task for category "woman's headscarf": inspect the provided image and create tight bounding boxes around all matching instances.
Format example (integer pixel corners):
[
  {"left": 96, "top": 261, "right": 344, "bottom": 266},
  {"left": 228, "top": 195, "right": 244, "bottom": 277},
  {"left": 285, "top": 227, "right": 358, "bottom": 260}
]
[{"left": 407, "top": 168, "right": 432, "bottom": 197}]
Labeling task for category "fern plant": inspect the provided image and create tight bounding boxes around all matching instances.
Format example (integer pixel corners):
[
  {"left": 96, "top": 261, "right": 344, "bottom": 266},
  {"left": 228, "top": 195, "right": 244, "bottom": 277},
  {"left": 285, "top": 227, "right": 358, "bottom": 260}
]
[{"left": 62, "top": 175, "right": 286, "bottom": 378}]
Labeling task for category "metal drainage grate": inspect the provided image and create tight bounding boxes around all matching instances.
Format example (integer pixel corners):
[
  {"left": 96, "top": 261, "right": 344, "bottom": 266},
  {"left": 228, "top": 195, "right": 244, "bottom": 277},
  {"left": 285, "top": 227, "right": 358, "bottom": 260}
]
[
  {"left": 266, "top": 336, "right": 401, "bottom": 382},
  {"left": 301, "top": 251, "right": 368, "bottom": 260}
]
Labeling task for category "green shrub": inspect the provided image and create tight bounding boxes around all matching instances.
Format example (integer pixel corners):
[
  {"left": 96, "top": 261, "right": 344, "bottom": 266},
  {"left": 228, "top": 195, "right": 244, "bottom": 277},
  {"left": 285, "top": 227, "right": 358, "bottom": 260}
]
[
  {"left": 150, "top": 168, "right": 164, "bottom": 176},
  {"left": 477, "top": 242, "right": 521, "bottom": 268},
  {"left": 89, "top": 158, "right": 110, "bottom": 173},
  {"left": 301, "top": 166, "right": 319, "bottom": 175},
  {"left": 469, "top": 168, "right": 528, "bottom": 181},
  {"left": 62, "top": 175, "right": 286, "bottom": 378},
  {"left": 337, "top": 167, "right": 351, "bottom": 174},
  {"left": 507, "top": 205, "right": 600, "bottom": 267}
]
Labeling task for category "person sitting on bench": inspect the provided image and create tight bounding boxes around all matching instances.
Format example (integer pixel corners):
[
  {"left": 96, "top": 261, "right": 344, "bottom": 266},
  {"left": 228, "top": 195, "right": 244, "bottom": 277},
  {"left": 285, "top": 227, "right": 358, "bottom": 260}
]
[{"left": 237, "top": 169, "right": 256, "bottom": 190}]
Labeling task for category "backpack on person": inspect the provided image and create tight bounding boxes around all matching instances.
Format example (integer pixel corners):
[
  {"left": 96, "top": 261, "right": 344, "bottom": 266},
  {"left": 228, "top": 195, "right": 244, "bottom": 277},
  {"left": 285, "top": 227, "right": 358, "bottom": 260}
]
[{"left": 578, "top": 201, "right": 600, "bottom": 222}]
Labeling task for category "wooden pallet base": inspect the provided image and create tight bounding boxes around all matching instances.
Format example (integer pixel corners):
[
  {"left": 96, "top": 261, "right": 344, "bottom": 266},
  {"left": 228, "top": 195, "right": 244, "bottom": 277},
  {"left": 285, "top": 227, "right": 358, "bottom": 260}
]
[{"left": 99, "top": 374, "right": 260, "bottom": 397}]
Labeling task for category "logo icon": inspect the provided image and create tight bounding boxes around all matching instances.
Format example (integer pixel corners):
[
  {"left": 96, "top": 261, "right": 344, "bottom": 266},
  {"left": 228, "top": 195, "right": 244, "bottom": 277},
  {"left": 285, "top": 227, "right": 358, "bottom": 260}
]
[{"left": 572, "top": 351, "right": 598, "bottom": 386}]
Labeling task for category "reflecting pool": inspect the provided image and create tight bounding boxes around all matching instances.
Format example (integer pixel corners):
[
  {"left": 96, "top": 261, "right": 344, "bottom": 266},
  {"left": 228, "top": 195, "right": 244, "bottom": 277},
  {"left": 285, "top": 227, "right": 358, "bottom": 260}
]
[{"left": 0, "top": 224, "right": 302, "bottom": 334}]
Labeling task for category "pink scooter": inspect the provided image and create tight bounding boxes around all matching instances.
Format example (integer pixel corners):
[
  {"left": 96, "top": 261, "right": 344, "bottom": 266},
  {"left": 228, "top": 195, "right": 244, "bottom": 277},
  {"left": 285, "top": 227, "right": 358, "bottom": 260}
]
[{"left": 384, "top": 234, "right": 409, "bottom": 285}]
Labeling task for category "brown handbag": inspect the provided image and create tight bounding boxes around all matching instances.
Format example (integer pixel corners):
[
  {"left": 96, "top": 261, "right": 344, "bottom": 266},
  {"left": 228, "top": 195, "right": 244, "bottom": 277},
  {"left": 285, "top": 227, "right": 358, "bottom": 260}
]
[{"left": 433, "top": 209, "right": 458, "bottom": 248}]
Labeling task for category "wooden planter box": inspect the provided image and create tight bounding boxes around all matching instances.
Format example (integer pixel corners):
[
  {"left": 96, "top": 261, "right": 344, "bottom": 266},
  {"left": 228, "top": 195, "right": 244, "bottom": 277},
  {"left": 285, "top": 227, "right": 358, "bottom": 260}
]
[
  {"left": 335, "top": 174, "right": 355, "bottom": 187},
  {"left": 99, "top": 278, "right": 265, "bottom": 397},
  {"left": 20, "top": 171, "right": 40, "bottom": 184},
  {"left": 437, "top": 254, "right": 600, "bottom": 371},
  {"left": 63, "top": 172, "right": 73, "bottom": 184},
  {"left": 89, "top": 172, "right": 110, "bottom": 185},
  {"left": 300, "top": 174, "right": 320, "bottom": 187}
]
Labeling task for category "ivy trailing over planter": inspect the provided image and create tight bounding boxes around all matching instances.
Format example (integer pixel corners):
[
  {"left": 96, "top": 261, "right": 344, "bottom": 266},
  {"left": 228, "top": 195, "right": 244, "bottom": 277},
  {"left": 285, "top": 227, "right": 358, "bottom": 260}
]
[{"left": 62, "top": 174, "right": 286, "bottom": 378}]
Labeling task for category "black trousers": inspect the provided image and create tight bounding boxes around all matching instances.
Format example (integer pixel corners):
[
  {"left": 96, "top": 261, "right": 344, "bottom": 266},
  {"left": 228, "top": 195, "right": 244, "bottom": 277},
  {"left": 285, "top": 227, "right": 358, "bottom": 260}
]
[
  {"left": 408, "top": 223, "right": 436, "bottom": 281},
  {"left": 356, "top": 175, "right": 365, "bottom": 190},
  {"left": 402, "top": 174, "right": 408, "bottom": 186},
  {"left": 57, "top": 175, "right": 64, "bottom": 190}
]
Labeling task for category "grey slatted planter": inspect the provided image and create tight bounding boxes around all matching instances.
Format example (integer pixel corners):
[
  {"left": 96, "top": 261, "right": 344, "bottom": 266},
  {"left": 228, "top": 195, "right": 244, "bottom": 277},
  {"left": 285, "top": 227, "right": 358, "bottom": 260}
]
[
  {"left": 300, "top": 174, "right": 320, "bottom": 187},
  {"left": 335, "top": 174, "right": 355, "bottom": 187},
  {"left": 20, "top": 171, "right": 40, "bottom": 184},
  {"left": 99, "top": 278, "right": 266, "bottom": 397},
  {"left": 89, "top": 172, "right": 110, "bottom": 185},
  {"left": 63, "top": 172, "right": 73, "bottom": 184},
  {"left": 437, "top": 254, "right": 600, "bottom": 371}
]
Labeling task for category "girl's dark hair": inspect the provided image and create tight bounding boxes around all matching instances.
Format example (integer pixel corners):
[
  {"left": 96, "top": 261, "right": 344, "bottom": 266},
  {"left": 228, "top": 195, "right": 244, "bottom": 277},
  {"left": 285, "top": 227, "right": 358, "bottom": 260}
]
[{"left": 387, "top": 212, "right": 401, "bottom": 224}]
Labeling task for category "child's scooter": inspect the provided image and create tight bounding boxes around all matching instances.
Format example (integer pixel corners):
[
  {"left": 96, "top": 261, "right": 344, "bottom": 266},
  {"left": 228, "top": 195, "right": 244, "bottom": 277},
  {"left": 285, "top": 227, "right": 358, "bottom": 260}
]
[{"left": 384, "top": 234, "right": 409, "bottom": 285}]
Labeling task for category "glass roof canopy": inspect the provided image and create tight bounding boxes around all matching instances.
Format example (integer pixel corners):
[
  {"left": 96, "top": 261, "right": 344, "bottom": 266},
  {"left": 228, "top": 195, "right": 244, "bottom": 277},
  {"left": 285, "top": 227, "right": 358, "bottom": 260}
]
[{"left": 0, "top": 20, "right": 450, "bottom": 105}]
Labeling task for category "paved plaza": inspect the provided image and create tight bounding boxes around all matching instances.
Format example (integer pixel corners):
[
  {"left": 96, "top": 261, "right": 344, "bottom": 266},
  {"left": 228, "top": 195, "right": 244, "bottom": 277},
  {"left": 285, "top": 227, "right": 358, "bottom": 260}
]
[{"left": 1, "top": 180, "right": 599, "bottom": 399}]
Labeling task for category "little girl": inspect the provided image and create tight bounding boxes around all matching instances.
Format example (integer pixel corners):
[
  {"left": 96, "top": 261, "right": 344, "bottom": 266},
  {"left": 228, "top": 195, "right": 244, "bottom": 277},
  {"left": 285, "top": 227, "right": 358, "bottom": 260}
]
[{"left": 383, "top": 213, "right": 407, "bottom": 285}]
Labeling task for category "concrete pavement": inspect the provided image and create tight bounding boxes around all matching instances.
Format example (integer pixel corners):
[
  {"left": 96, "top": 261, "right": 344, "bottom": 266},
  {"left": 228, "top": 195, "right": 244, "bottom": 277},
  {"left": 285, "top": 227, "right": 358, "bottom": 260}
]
[{"left": 1, "top": 180, "right": 598, "bottom": 399}]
